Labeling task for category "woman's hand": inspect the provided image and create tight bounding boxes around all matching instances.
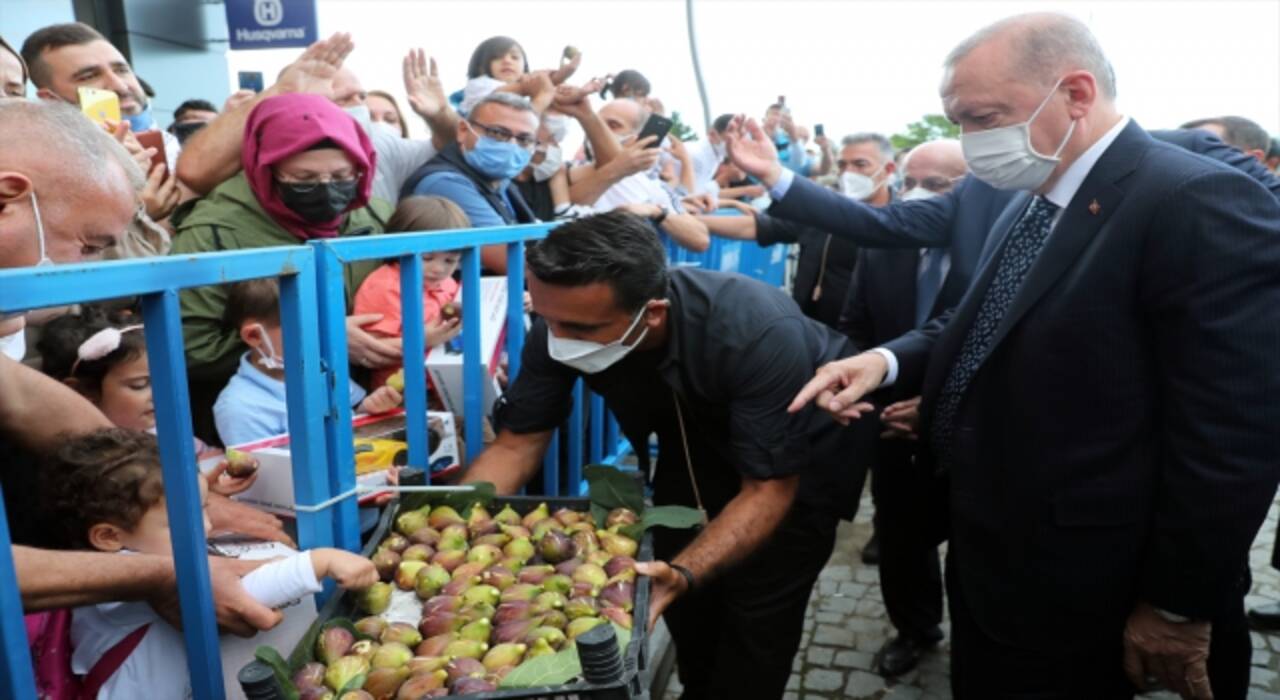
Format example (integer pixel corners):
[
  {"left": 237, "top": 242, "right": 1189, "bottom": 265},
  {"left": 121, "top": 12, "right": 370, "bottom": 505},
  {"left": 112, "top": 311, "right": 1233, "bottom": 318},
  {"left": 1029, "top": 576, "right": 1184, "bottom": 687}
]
[{"left": 346, "top": 314, "right": 403, "bottom": 369}]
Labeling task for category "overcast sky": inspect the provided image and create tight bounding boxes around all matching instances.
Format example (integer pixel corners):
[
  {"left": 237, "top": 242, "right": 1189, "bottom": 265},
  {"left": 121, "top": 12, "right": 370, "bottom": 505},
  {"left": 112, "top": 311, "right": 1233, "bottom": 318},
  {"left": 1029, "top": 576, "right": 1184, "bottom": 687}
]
[{"left": 226, "top": 0, "right": 1280, "bottom": 146}]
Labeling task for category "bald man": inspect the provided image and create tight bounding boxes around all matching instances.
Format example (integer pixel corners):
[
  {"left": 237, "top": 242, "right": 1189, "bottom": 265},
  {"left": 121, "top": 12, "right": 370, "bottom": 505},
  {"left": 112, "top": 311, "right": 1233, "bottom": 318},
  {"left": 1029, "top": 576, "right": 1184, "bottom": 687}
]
[{"left": 834, "top": 139, "right": 976, "bottom": 678}]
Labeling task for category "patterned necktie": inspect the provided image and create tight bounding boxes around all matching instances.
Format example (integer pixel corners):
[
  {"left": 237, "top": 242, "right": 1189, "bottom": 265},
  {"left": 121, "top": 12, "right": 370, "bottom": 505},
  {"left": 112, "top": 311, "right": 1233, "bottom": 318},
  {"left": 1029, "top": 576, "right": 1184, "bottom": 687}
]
[
  {"left": 915, "top": 247, "right": 948, "bottom": 326},
  {"left": 931, "top": 196, "right": 1060, "bottom": 462}
]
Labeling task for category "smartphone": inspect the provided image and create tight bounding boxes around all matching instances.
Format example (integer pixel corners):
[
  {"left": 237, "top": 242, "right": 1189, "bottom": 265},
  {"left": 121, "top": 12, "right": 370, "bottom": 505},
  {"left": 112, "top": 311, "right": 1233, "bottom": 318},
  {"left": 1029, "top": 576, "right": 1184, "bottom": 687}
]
[
  {"left": 814, "top": 124, "right": 825, "bottom": 138},
  {"left": 134, "top": 130, "right": 167, "bottom": 174},
  {"left": 238, "top": 70, "right": 264, "bottom": 93},
  {"left": 636, "top": 113, "right": 674, "bottom": 149},
  {"left": 78, "top": 87, "right": 120, "bottom": 125}
]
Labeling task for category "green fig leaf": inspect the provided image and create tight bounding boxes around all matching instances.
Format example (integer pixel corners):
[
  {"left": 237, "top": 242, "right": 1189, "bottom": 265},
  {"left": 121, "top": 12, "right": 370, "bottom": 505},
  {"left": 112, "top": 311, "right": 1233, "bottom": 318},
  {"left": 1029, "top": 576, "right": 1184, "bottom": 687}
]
[
  {"left": 254, "top": 645, "right": 301, "bottom": 700},
  {"left": 620, "top": 504, "right": 704, "bottom": 539},
  {"left": 584, "top": 465, "right": 645, "bottom": 515},
  {"left": 590, "top": 502, "right": 610, "bottom": 531},
  {"left": 499, "top": 645, "right": 582, "bottom": 688}
]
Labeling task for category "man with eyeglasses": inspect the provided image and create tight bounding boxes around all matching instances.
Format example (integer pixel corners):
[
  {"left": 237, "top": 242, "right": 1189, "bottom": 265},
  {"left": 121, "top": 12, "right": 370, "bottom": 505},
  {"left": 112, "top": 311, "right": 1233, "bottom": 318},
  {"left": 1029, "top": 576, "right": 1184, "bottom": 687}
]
[
  {"left": 835, "top": 138, "right": 973, "bottom": 678},
  {"left": 401, "top": 92, "right": 541, "bottom": 274}
]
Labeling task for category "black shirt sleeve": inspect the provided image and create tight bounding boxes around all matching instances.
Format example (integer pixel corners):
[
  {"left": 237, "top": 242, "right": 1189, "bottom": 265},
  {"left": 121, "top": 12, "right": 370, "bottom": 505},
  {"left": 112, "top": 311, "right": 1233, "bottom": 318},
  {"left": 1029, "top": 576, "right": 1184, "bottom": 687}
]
[
  {"left": 493, "top": 320, "right": 577, "bottom": 434},
  {"left": 753, "top": 212, "right": 805, "bottom": 247},
  {"left": 720, "top": 316, "right": 821, "bottom": 480}
]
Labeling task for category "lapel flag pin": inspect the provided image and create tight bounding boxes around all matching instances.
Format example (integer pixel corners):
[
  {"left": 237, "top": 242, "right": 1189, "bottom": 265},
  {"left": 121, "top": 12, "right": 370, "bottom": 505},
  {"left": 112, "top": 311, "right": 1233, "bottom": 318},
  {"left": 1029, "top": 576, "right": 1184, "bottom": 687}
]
[{"left": 1088, "top": 199, "right": 1101, "bottom": 215}]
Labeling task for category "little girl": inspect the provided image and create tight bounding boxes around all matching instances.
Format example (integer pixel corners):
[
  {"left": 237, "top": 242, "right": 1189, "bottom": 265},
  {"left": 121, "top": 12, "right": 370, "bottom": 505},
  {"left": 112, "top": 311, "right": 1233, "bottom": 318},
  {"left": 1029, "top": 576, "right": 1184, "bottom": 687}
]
[
  {"left": 38, "top": 308, "right": 257, "bottom": 497},
  {"left": 354, "top": 196, "right": 469, "bottom": 389},
  {"left": 457, "top": 35, "right": 581, "bottom": 115},
  {"left": 42, "top": 428, "right": 377, "bottom": 700}
]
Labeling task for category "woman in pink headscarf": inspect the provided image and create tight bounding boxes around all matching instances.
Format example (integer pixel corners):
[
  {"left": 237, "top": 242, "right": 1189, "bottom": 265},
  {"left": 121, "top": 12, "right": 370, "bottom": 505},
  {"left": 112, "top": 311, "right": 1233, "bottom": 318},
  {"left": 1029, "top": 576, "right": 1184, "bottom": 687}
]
[{"left": 171, "top": 93, "right": 396, "bottom": 442}]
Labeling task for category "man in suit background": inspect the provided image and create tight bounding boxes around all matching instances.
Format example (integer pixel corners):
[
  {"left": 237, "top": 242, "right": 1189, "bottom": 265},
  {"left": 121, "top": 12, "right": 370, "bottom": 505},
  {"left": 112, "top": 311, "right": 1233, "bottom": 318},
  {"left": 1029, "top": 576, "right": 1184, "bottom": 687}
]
[
  {"left": 1179, "top": 115, "right": 1272, "bottom": 164},
  {"left": 836, "top": 139, "right": 973, "bottom": 677},
  {"left": 765, "top": 12, "right": 1280, "bottom": 699}
]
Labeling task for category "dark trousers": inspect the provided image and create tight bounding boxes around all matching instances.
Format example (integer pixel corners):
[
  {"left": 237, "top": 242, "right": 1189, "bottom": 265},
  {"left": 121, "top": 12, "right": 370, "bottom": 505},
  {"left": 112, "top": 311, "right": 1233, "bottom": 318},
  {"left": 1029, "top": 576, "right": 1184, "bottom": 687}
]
[
  {"left": 655, "top": 506, "right": 839, "bottom": 700},
  {"left": 947, "top": 555, "right": 1252, "bottom": 700},
  {"left": 870, "top": 440, "right": 943, "bottom": 639}
]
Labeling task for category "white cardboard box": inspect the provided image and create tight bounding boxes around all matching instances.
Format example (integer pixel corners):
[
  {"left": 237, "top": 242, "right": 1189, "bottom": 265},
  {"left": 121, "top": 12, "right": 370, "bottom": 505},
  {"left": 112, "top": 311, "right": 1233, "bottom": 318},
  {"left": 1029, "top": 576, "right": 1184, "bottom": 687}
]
[
  {"left": 426, "top": 276, "right": 508, "bottom": 417},
  {"left": 206, "top": 411, "right": 462, "bottom": 517}
]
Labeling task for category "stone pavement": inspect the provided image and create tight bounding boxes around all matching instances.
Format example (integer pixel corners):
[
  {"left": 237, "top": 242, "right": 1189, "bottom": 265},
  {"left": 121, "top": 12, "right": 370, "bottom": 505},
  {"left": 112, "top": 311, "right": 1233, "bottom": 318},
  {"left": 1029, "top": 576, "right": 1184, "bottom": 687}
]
[{"left": 663, "top": 491, "right": 1280, "bottom": 699}]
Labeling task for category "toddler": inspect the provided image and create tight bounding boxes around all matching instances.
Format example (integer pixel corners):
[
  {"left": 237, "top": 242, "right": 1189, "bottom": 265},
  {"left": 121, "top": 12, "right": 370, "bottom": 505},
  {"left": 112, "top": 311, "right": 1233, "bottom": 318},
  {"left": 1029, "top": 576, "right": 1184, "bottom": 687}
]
[
  {"left": 43, "top": 428, "right": 377, "bottom": 699},
  {"left": 214, "top": 278, "right": 403, "bottom": 446}
]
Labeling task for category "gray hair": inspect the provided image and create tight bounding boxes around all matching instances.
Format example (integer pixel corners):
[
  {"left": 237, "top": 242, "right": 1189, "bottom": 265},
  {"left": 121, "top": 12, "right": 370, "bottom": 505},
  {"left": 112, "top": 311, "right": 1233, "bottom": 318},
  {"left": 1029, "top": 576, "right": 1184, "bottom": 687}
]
[
  {"left": 471, "top": 91, "right": 536, "bottom": 117},
  {"left": 0, "top": 99, "right": 144, "bottom": 191},
  {"left": 841, "top": 132, "right": 894, "bottom": 163},
  {"left": 945, "top": 13, "right": 1117, "bottom": 99}
]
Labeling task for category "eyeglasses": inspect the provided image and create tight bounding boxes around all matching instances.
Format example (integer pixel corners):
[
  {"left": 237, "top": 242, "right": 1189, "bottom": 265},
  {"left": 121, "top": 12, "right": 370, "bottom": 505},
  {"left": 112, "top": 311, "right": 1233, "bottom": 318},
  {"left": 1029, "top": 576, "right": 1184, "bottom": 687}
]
[
  {"left": 902, "top": 175, "right": 962, "bottom": 193},
  {"left": 274, "top": 170, "right": 362, "bottom": 191},
  {"left": 468, "top": 119, "right": 537, "bottom": 150},
  {"left": 836, "top": 160, "right": 874, "bottom": 171}
]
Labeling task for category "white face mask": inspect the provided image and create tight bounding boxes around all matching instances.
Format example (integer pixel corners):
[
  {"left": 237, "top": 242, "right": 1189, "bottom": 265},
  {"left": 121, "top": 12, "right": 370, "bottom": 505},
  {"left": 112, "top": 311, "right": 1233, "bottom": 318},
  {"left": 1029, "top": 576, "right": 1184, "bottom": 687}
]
[
  {"left": 533, "top": 145, "right": 563, "bottom": 182},
  {"left": 543, "top": 114, "right": 570, "bottom": 144},
  {"left": 372, "top": 121, "right": 401, "bottom": 139},
  {"left": 344, "top": 104, "right": 372, "bottom": 127},
  {"left": 0, "top": 327, "right": 25, "bottom": 361},
  {"left": 29, "top": 191, "right": 53, "bottom": 267},
  {"left": 252, "top": 323, "right": 284, "bottom": 370},
  {"left": 960, "top": 77, "right": 1076, "bottom": 191},
  {"left": 711, "top": 139, "right": 726, "bottom": 160},
  {"left": 901, "top": 186, "right": 939, "bottom": 201},
  {"left": 547, "top": 306, "right": 651, "bottom": 374},
  {"left": 839, "top": 164, "right": 886, "bottom": 201}
]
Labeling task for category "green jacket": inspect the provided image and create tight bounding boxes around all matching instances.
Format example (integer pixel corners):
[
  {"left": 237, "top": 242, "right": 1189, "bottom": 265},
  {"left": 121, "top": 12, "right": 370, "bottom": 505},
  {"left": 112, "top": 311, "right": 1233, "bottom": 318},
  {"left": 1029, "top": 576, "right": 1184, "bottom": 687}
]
[{"left": 170, "top": 172, "right": 393, "bottom": 383}]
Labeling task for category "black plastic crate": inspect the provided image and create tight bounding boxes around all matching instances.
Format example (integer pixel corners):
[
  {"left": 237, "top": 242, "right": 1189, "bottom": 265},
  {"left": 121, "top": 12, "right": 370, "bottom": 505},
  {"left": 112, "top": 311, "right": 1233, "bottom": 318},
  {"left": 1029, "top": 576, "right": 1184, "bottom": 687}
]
[{"left": 244, "top": 494, "right": 652, "bottom": 699}]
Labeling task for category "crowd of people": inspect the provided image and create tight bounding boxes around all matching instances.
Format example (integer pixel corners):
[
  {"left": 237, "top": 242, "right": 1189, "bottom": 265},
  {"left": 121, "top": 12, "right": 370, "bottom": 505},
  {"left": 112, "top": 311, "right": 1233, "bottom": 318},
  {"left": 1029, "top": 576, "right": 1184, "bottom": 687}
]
[{"left": 2, "top": 9, "right": 1280, "bottom": 700}]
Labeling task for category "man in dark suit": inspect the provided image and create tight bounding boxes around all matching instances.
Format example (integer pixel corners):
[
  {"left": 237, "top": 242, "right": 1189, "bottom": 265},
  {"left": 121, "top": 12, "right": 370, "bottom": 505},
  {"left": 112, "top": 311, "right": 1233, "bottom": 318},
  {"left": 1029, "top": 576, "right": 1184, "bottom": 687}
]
[
  {"left": 740, "top": 12, "right": 1280, "bottom": 700},
  {"left": 836, "top": 139, "right": 976, "bottom": 677}
]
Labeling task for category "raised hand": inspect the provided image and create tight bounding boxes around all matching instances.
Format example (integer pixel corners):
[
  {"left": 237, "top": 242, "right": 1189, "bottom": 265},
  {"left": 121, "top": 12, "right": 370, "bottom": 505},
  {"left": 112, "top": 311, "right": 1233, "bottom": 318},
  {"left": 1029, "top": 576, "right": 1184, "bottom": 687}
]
[
  {"left": 402, "top": 48, "right": 446, "bottom": 119},
  {"left": 724, "top": 115, "right": 784, "bottom": 187},
  {"left": 787, "top": 352, "right": 888, "bottom": 424},
  {"left": 275, "top": 32, "right": 353, "bottom": 98}
]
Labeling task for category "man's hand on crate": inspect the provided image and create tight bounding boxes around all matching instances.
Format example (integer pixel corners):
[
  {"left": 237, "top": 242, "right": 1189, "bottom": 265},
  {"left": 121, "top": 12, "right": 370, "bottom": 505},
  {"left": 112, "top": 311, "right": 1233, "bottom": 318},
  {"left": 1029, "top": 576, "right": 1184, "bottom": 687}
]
[
  {"left": 635, "top": 559, "right": 691, "bottom": 629},
  {"left": 149, "top": 556, "right": 283, "bottom": 637},
  {"left": 207, "top": 493, "right": 295, "bottom": 547}
]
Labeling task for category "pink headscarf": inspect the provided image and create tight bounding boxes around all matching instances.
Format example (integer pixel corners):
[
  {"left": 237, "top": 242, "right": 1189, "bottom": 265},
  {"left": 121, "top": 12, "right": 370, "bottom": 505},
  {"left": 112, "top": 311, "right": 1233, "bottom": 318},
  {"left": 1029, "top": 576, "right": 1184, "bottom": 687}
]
[{"left": 242, "top": 93, "right": 377, "bottom": 240}]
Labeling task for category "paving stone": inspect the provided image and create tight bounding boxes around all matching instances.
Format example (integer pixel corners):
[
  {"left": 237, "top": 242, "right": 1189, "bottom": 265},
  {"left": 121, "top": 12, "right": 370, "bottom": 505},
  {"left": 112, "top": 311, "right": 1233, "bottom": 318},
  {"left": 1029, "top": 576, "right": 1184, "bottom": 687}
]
[
  {"left": 888, "top": 685, "right": 925, "bottom": 700},
  {"left": 786, "top": 672, "right": 800, "bottom": 690},
  {"left": 782, "top": 693, "right": 799, "bottom": 700},
  {"left": 807, "top": 645, "right": 835, "bottom": 665},
  {"left": 1255, "top": 648, "right": 1273, "bottom": 667},
  {"left": 833, "top": 650, "right": 876, "bottom": 670},
  {"left": 820, "top": 596, "right": 860, "bottom": 614},
  {"left": 820, "top": 564, "right": 853, "bottom": 582},
  {"left": 854, "top": 568, "right": 880, "bottom": 584},
  {"left": 803, "top": 668, "right": 845, "bottom": 692},
  {"left": 855, "top": 598, "right": 887, "bottom": 617},
  {"left": 844, "top": 670, "right": 887, "bottom": 698},
  {"left": 1254, "top": 667, "right": 1279, "bottom": 687},
  {"left": 815, "top": 611, "right": 844, "bottom": 624},
  {"left": 813, "top": 623, "right": 856, "bottom": 648}
]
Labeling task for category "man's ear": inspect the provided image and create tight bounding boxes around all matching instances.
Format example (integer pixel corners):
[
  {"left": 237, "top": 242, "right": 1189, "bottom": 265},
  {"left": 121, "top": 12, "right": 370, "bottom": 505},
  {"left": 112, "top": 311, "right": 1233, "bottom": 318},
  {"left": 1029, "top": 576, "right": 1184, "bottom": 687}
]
[
  {"left": 87, "top": 522, "right": 127, "bottom": 552},
  {"left": 0, "top": 172, "right": 33, "bottom": 206},
  {"left": 35, "top": 87, "right": 65, "bottom": 104},
  {"left": 238, "top": 322, "right": 260, "bottom": 347},
  {"left": 643, "top": 299, "right": 670, "bottom": 329}
]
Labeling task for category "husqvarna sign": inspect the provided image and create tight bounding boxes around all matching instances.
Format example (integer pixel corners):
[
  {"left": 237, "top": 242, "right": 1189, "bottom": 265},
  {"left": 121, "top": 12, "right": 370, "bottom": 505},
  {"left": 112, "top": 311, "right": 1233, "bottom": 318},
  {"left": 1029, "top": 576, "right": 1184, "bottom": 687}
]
[{"left": 225, "top": 0, "right": 317, "bottom": 50}]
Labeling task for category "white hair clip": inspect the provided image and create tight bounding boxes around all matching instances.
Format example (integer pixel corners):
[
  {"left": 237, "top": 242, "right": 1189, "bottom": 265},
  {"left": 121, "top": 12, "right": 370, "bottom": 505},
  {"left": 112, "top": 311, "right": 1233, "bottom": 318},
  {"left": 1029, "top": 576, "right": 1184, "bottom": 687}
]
[{"left": 71, "top": 324, "right": 143, "bottom": 376}]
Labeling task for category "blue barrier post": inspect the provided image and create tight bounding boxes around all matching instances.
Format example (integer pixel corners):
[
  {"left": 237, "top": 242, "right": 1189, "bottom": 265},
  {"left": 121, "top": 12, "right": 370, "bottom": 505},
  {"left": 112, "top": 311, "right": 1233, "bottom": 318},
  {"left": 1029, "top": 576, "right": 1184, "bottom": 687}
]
[
  {"left": 543, "top": 429, "right": 561, "bottom": 496},
  {"left": 568, "top": 380, "right": 585, "bottom": 495},
  {"left": 0, "top": 485, "right": 37, "bottom": 700},
  {"left": 460, "top": 248, "right": 484, "bottom": 464},
  {"left": 312, "top": 244, "right": 363, "bottom": 553},
  {"left": 399, "top": 254, "right": 429, "bottom": 476},
  {"left": 588, "top": 392, "right": 605, "bottom": 464},
  {"left": 506, "top": 240, "right": 527, "bottom": 382}
]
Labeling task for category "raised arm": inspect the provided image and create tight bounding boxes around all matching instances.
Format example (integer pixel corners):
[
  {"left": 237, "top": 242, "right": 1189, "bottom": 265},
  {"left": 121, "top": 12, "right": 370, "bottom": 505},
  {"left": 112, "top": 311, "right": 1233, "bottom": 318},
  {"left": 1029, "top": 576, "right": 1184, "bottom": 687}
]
[
  {"left": 0, "top": 355, "right": 110, "bottom": 452},
  {"left": 402, "top": 49, "right": 460, "bottom": 152}
]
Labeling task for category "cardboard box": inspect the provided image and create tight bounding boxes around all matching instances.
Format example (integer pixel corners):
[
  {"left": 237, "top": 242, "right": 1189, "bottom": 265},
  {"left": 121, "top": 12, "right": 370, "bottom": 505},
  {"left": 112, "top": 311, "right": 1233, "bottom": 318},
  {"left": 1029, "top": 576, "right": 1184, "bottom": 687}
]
[
  {"left": 426, "top": 276, "right": 508, "bottom": 417},
  {"left": 206, "top": 410, "right": 462, "bottom": 517}
]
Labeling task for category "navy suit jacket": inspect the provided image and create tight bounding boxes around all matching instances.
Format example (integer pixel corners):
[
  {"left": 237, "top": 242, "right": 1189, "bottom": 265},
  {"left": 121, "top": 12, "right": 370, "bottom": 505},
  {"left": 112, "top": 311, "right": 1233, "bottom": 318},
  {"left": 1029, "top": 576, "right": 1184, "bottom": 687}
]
[{"left": 878, "top": 121, "right": 1280, "bottom": 650}]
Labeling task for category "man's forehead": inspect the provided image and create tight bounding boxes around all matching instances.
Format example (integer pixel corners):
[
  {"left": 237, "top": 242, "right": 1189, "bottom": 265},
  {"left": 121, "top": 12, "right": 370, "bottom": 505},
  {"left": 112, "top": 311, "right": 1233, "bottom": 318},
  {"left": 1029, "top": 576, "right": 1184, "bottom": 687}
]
[
  {"left": 45, "top": 40, "right": 129, "bottom": 72},
  {"left": 476, "top": 103, "right": 537, "bottom": 130},
  {"left": 841, "top": 142, "right": 884, "bottom": 163},
  {"left": 529, "top": 278, "right": 620, "bottom": 317}
]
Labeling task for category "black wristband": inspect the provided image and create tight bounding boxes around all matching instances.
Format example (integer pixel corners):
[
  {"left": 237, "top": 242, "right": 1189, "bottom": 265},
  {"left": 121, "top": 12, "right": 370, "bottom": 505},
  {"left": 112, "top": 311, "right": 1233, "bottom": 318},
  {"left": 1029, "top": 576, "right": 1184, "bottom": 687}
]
[{"left": 670, "top": 563, "right": 695, "bottom": 592}]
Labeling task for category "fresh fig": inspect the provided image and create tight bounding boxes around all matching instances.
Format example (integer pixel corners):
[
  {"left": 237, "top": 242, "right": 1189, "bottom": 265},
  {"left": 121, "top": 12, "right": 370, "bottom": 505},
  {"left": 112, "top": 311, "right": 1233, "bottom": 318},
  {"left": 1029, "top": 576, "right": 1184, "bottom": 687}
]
[
  {"left": 293, "top": 661, "right": 327, "bottom": 689},
  {"left": 604, "top": 556, "right": 637, "bottom": 578},
  {"left": 572, "top": 562, "right": 607, "bottom": 589},
  {"left": 553, "top": 507, "right": 584, "bottom": 527},
  {"left": 438, "top": 524, "right": 469, "bottom": 550},
  {"left": 587, "top": 550, "right": 613, "bottom": 567},
  {"left": 338, "top": 691, "right": 374, "bottom": 700},
  {"left": 442, "top": 638, "right": 487, "bottom": 660},
  {"left": 418, "top": 611, "right": 463, "bottom": 638},
  {"left": 598, "top": 531, "right": 638, "bottom": 558},
  {"left": 401, "top": 544, "right": 434, "bottom": 564},
  {"left": 299, "top": 687, "right": 336, "bottom": 700},
  {"left": 430, "top": 549, "right": 466, "bottom": 572},
  {"left": 381, "top": 622, "right": 422, "bottom": 648},
  {"left": 605, "top": 507, "right": 639, "bottom": 528},
  {"left": 538, "top": 530, "right": 576, "bottom": 563},
  {"left": 350, "top": 639, "right": 380, "bottom": 662},
  {"left": 498, "top": 523, "right": 531, "bottom": 540},
  {"left": 395, "top": 561, "right": 428, "bottom": 591},
  {"left": 531, "top": 518, "right": 564, "bottom": 542},
  {"left": 224, "top": 448, "right": 259, "bottom": 478},
  {"left": 542, "top": 574, "right": 572, "bottom": 595},
  {"left": 471, "top": 532, "right": 510, "bottom": 548},
  {"left": 396, "top": 670, "right": 447, "bottom": 697},
  {"left": 536, "top": 610, "right": 568, "bottom": 630},
  {"left": 461, "top": 584, "right": 500, "bottom": 608},
  {"left": 605, "top": 569, "right": 637, "bottom": 586},
  {"left": 385, "top": 369, "right": 405, "bottom": 392},
  {"left": 450, "top": 561, "right": 487, "bottom": 583},
  {"left": 372, "top": 549, "right": 402, "bottom": 583},
  {"left": 407, "top": 527, "right": 440, "bottom": 547},
  {"left": 600, "top": 606, "right": 633, "bottom": 630},
  {"left": 565, "top": 596, "right": 599, "bottom": 620},
  {"left": 421, "top": 594, "right": 462, "bottom": 616},
  {"left": 427, "top": 505, "right": 464, "bottom": 530},
  {"left": 571, "top": 582, "right": 597, "bottom": 599},
  {"left": 380, "top": 534, "right": 410, "bottom": 554},
  {"left": 600, "top": 579, "right": 635, "bottom": 612},
  {"left": 457, "top": 617, "right": 492, "bottom": 643},
  {"left": 414, "top": 564, "right": 451, "bottom": 600},
  {"left": 480, "top": 566, "right": 515, "bottom": 591},
  {"left": 482, "top": 643, "right": 527, "bottom": 672},
  {"left": 516, "top": 564, "right": 554, "bottom": 585},
  {"left": 317, "top": 626, "right": 355, "bottom": 664},
  {"left": 441, "top": 575, "right": 479, "bottom": 597},
  {"left": 493, "top": 504, "right": 520, "bottom": 526},
  {"left": 524, "top": 637, "right": 556, "bottom": 659},
  {"left": 554, "top": 558, "right": 583, "bottom": 577},
  {"left": 496, "top": 556, "right": 526, "bottom": 572},
  {"left": 571, "top": 530, "right": 599, "bottom": 557},
  {"left": 493, "top": 600, "right": 533, "bottom": 626},
  {"left": 492, "top": 617, "right": 534, "bottom": 644},
  {"left": 444, "top": 656, "right": 486, "bottom": 684},
  {"left": 363, "top": 665, "right": 410, "bottom": 699},
  {"left": 521, "top": 502, "right": 550, "bottom": 530},
  {"left": 468, "top": 518, "right": 498, "bottom": 539},
  {"left": 450, "top": 677, "right": 496, "bottom": 694},
  {"left": 406, "top": 656, "right": 448, "bottom": 675},
  {"left": 503, "top": 537, "right": 535, "bottom": 563},
  {"left": 466, "top": 544, "right": 502, "bottom": 567},
  {"left": 458, "top": 601, "right": 496, "bottom": 624},
  {"left": 531, "top": 591, "right": 567, "bottom": 615},
  {"left": 566, "top": 616, "right": 605, "bottom": 641},
  {"left": 325, "top": 655, "right": 370, "bottom": 692},
  {"left": 414, "top": 633, "right": 455, "bottom": 658},
  {"left": 525, "top": 625, "right": 567, "bottom": 649},
  {"left": 395, "top": 509, "right": 429, "bottom": 537}
]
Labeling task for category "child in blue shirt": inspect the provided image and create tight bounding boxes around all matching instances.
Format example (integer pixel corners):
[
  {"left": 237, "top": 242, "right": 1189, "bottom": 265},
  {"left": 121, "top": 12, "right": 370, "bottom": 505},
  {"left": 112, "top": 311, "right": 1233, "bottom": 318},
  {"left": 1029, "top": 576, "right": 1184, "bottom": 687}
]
[{"left": 214, "top": 278, "right": 402, "bottom": 446}]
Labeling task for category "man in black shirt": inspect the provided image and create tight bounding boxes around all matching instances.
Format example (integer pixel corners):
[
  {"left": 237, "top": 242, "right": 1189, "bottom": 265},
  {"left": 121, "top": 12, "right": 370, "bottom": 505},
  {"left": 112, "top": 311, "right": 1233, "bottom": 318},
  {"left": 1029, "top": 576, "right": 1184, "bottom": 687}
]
[{"left": 463, "top": 211, "right": 862, "bottom": 699}]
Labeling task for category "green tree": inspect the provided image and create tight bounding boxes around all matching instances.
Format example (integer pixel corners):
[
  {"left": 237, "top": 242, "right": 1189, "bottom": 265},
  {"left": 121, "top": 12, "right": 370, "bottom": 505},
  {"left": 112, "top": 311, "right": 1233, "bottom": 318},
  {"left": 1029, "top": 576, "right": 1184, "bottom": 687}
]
[
  {"left": 890, "top": 114, "right": 959, "bottom": 151},
  {"left": 669, "top": 111, "right": 699, "bottom": 141}
]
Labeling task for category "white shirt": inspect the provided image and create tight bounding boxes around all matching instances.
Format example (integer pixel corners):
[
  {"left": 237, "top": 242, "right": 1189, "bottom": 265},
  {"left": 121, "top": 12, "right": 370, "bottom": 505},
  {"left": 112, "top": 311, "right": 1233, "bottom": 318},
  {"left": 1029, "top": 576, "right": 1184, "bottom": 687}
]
[
  {"left": 592, "top": 171, "right": 682, "bottom": 213},
  {"left": 689, "top": 139, "right": 723, "bottom": 199},
  {"left": 874, "top": 115, "right": 1131, "bottom": 387},
  {"left": 72, "top": 550, "right": 321, "bottom": 699}
]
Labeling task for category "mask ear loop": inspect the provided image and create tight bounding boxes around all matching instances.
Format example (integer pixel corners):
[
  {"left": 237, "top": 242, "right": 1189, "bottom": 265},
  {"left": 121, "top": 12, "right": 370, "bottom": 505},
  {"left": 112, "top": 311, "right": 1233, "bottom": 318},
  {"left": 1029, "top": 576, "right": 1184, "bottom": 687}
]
[{"left": 671, "top": 390, "right": 709, "bottom": 525}]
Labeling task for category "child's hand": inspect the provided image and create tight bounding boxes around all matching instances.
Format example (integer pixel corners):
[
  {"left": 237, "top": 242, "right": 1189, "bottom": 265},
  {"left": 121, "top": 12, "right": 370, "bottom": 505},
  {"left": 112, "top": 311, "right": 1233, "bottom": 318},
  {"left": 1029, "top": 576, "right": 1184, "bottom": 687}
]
[
  {"left": 205, "top": 458, "right": 260, "bottom": 496},
  {"left": 550, "top": 49, "right": 582, "bottom": 85},
  {"left": 359, "top": 385, "right": 403, "bottom": 415},
  {"left": 314, "top": 548, "right": 379, "bottom": 590},
  {"left": 426, "top": 316, "right": 462, "bottom": 347}
]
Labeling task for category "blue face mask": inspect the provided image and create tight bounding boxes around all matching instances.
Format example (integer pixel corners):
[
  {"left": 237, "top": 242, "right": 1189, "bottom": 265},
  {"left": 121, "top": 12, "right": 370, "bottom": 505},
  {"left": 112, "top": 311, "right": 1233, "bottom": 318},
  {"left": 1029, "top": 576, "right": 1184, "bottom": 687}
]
[
  {"left": 126, "top": 103, "right": 156, "bottom": 132},
  {"left": 464, "top": 136, "right": 532, "bottom": 180}
]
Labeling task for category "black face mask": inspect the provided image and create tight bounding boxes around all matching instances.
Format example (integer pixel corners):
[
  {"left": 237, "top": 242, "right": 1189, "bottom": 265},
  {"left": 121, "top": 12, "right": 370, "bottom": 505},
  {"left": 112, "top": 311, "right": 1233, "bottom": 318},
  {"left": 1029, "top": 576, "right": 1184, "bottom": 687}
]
[{"left": 275, "top": 180, "right": 359, "bottom": 223}]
